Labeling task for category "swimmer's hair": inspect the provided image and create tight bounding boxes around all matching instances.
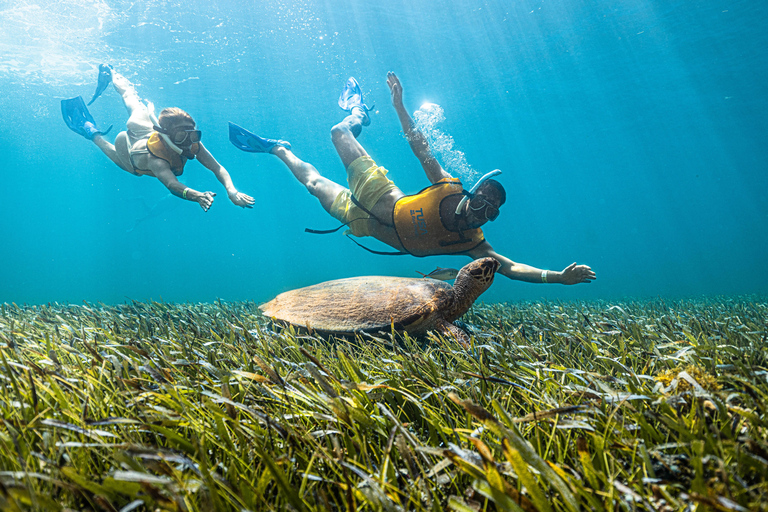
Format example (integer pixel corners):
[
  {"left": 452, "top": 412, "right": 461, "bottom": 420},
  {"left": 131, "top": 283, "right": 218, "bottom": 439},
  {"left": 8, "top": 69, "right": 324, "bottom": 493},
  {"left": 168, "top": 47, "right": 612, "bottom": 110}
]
[
  {"left": 158, "top": 107, "right": 195, "bottom": 130},
  {"left": 479, "top": 179, "right": 506, "bottom": 207}
]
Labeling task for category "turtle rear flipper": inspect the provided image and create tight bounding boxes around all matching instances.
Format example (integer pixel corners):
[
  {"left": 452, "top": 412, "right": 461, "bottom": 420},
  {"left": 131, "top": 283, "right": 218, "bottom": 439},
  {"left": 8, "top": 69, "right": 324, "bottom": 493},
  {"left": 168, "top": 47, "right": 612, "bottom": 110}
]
[{"left": 435, "top": 318, "right": 470, "bottom": 348}]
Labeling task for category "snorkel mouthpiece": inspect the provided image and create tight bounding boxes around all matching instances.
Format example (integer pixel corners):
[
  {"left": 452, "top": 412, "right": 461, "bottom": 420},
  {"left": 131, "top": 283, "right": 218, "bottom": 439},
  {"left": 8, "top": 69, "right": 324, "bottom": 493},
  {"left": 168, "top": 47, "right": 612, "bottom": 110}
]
[{"left": 455, "top": 169, "right": 502, "bottom": 215}]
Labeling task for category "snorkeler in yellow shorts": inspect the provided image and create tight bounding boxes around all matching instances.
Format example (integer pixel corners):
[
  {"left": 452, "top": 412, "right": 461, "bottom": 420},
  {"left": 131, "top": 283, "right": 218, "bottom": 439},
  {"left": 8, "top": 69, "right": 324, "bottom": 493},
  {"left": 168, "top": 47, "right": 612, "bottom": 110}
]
[{"left": 229, "top": 73, "right": 596, "bottom": 286}]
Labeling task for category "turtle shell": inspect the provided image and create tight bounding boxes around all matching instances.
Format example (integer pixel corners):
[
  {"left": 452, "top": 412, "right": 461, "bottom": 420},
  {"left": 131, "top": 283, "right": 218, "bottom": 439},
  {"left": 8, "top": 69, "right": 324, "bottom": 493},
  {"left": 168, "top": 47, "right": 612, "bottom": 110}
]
[{"left": 260, "top": 275, "right": 454, "bottom": 335}]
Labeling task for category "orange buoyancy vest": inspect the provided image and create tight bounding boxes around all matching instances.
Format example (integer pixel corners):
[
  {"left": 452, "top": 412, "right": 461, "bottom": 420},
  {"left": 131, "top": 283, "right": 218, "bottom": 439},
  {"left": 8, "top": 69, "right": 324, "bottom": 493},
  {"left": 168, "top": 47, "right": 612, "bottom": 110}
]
[
  {"left": 137, "top": 132, "right": 200, "bottom": 177},
  {"left": 392, "top": 178, "right": 485, "bottom": 257}
]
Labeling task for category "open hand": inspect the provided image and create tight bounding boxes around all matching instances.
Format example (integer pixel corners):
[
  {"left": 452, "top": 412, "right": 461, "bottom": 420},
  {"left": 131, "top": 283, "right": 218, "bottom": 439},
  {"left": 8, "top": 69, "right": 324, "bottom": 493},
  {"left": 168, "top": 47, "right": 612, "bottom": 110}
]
[
  {"left": 560, "top": 262, "right": 596, "bottom": 284},
  {"left": 386, "top": 72, "right": 404, "bottom": 108},
  {"left": 198, "top": 191, "right": 216, "bottom": 212},
  {"left": 229, "top": 191, "right": 255, "bottom": 208}
]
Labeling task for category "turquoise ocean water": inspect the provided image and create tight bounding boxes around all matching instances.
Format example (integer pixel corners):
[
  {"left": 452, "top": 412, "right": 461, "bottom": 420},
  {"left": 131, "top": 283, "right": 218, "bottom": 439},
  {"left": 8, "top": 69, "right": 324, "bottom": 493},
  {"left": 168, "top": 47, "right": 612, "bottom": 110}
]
[{"left": 0, "top": 0, "right": 766, "bottom": 305}]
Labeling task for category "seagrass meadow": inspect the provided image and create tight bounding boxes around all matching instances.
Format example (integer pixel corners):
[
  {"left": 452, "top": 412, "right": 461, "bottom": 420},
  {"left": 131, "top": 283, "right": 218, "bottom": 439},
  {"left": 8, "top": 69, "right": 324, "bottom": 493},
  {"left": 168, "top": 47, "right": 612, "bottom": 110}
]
[{"left": 0, "top": 297, "right": 767, "bottom": 511}]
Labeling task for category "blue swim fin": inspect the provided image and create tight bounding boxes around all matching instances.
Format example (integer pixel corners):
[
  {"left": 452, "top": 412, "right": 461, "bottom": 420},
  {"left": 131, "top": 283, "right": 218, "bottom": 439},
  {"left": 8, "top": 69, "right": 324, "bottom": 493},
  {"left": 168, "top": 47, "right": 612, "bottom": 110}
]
[
  {"left": 338, "top": 77, "right": 373, "bottom": 126},
  {"left": 228, "top": 122, "right": 291, "bottom": 153},
  {"left": 61, "top": 96, "right": 112, "bottom": 140},
  {"left": 87, "top": 64, "right": 113, "bottom": 106}
]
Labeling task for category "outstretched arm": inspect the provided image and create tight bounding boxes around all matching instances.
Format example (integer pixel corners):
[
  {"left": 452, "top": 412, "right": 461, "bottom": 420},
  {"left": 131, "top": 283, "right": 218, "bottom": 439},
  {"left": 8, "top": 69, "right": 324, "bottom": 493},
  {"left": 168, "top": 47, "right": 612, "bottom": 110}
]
[
  {"left": 387, "top": 72, "right": 450, "bottom": 184},
  {"left": 150, "top": 161, "right": 216, "bottom": 212},
  {"left": 197, "top": 144, "right": 255, "bottom": 208},
  {"left": 468, "top": 242, "right": 596, "bottom": 284}
]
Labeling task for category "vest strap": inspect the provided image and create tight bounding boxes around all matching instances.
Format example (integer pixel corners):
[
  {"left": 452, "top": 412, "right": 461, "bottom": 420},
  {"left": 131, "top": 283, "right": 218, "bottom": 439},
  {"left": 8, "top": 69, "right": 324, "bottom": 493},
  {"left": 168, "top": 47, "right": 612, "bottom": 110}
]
[
  {"left": 305, "top": 224, "right": 348, "bottom": 235},
  {"left": 349, "top": 194, "right": 394, "bottom": 228},
  {"left": 345, "top": 235, "right": 408, "bottom": 256}
]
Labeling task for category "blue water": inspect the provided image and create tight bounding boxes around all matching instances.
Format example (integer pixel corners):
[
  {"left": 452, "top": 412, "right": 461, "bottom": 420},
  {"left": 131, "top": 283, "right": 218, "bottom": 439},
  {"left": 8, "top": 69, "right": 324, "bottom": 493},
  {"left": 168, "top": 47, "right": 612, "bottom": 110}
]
[{"left": 1, "top": 0, "right": 766, "bottom": 305}]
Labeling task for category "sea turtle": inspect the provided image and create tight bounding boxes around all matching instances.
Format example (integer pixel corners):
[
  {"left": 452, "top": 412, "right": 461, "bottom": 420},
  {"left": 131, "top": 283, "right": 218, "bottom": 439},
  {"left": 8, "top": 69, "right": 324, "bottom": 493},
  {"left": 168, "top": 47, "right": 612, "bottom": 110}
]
[{"left": 260, "top": 257, "right": 500, "bottom": 344}]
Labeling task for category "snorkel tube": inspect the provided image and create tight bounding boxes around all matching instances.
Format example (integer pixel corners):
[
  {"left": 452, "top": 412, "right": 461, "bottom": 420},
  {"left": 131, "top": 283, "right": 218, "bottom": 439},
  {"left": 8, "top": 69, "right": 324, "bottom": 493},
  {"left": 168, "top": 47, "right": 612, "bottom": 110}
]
[
  {"left": 147, "top": 102, "right": 184, "bottom": 156},
  {"left": 455, "top": 169, "right": 502, "bottom": 216}
]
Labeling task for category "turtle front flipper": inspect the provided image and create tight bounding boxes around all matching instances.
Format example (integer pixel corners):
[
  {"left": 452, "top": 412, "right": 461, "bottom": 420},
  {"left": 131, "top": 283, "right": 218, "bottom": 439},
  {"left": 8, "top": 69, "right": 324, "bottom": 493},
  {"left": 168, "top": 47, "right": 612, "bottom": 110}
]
[{"left": 435, "top": 318, "right": 470, "bottom": 348}]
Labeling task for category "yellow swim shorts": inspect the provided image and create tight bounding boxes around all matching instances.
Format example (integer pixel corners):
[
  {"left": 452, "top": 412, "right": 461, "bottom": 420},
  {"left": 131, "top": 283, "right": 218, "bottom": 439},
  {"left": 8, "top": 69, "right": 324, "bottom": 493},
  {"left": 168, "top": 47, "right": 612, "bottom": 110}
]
[{"left": 330, "top": 155, "right": 397, "bottom": 237}]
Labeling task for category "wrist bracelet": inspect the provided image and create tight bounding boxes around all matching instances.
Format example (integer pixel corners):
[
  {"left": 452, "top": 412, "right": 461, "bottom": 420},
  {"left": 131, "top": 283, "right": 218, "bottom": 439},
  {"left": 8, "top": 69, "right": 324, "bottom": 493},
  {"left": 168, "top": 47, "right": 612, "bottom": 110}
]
[
  {"left": 182, "top": 187, "right": 190, "bottom": 200},
  {"left": 541, "top": 270, "right": 548, "bottom": 283}
]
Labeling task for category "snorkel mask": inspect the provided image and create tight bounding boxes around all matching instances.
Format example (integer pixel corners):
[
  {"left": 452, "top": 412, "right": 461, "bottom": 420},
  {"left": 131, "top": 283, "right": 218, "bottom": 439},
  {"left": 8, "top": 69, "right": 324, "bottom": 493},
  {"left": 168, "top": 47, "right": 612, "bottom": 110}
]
[
  {"left": 147, "top": 102, "right": 200, "bottom": 158},
  {"left": 455, "top": 169, "right": 502, "bottom": 219},
  {"left": 162, "top": 127, "right": 201, "bottom": 146}
]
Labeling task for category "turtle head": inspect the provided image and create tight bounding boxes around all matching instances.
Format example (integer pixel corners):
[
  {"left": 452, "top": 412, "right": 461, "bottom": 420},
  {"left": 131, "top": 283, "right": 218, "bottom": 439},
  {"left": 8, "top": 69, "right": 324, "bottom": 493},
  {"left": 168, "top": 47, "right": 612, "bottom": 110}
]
[{"left": 447, "top": 257, "right": 500, "bottom": 320}]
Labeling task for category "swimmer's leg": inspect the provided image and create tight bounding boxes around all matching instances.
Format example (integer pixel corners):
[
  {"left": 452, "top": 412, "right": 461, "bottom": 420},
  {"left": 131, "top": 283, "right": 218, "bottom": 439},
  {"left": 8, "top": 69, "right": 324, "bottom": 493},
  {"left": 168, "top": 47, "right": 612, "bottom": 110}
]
[
  {"left": 104, "top": 69, "right": 152, "bottom": 173},
  {"left": 330, "top": 109, "right": 402, "bottom": 222},
  {"left": 94, "top": 70, "right": 138, "bottom": 172},
  {"left": 271, "top": 146, "right": 345, "bottom": 214},
  {"left": 331, "top": 107, "right": 370, "bottom": 170},
  {"left": 92, "top": 134, "right": 131, "bottom": 172},
  {"left": 111, "top": 71, "right": 144, "bottom": 117}
]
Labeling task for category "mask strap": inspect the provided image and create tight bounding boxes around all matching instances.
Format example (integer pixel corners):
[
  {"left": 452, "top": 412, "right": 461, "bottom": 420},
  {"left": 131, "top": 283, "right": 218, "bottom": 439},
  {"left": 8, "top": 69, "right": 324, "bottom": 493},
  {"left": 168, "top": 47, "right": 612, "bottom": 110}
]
[
  {"left": 455, "top": 169, "right": 502, "bottom": 215},
  {"left": 147, "top": 102, "right": 183, "bottom": 155}
]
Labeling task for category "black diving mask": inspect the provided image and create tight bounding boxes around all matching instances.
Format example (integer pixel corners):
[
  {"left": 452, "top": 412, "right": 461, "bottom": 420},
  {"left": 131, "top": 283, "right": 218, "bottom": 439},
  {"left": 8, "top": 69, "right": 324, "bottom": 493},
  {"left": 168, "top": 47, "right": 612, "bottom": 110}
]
[
  {"left": 468, "top": 195, "right": 500, "bottom": 221},
  {"left": 170, "top": 128, "right": 201, "bottom": 146},
  {"left": 155, "top": 124, "right": 201, "bottom": 146},
  {"left": 454, "top": 169, "right": 503, "bottom": 221}
]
